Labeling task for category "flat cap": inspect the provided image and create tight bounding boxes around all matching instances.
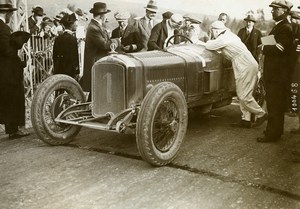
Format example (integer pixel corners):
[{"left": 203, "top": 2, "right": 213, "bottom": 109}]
[
  {"left": 211, "top": 20, "right": 226, "bottom": 30},
  {"left": 269, "top": 0, "right": 293, "bottom": 10},
  {"left": 162, "top": 11, "right": 173, "bottom": 19},
  {"left": 244, "top": 14, "right": 256, "bottom": 22},
  {"left": 170, "top": 13, "right": 184, "bottom": 25},
  {"left": 114, "top": 11, "right": 130, "bottom": 21}
]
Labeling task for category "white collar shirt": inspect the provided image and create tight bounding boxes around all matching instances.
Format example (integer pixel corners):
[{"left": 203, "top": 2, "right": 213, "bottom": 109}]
[{"left": 164, "top": 20, "right": 175, "bottom": 49}]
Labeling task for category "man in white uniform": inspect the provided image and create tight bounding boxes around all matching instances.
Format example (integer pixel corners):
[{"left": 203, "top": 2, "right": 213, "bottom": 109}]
[{"left": 205, "top": 21, "right": 267, "bottom": 128}]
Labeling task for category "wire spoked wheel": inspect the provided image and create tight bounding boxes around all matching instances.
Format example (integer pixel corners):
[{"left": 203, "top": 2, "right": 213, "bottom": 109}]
[
  {"left": 153, "top": 99, "right": 180, "bottom": 152},
  {"left": 31, "top": 75, "right": 85, "bottom": 145},
  {"left": 136, "top": 82, "right": 188, "bottom": 166}
]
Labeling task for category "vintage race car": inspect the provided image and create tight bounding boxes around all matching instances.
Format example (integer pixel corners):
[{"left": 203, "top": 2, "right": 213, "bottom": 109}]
[{"left": 31, "top": 41, "right": 264, "bottom": 166}]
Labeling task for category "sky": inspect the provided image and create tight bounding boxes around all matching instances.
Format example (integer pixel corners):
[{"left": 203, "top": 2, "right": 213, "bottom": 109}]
[
  {"left": 125, "top": 0, "right": 300, "bottom": 20},
  {"left": 29, "top": 0, "right": 300, "bottom": 20}
]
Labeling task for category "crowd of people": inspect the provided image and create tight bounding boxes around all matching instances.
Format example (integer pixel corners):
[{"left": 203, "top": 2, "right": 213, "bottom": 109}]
[{"left": 0, "top": 0, "right": 299, "bottom": 154}]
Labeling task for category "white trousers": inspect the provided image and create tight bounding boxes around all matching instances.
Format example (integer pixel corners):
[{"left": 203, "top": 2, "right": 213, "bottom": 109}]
[{"left": 233, "top": 54, "right": 266, "bottom": 121}]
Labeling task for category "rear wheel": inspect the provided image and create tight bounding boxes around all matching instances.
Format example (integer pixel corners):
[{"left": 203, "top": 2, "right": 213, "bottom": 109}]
[
  {"left": 31, "top": 74, "right": 85, "bottom": 145},
  {"left": 136, "top": 82, "right": 188, "bottom": 166}
]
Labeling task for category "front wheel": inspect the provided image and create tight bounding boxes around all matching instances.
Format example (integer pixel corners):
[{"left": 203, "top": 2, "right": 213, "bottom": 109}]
[
  {"left": 31, "top": 74, "right": 85, "bottom": 145},
  {"left": 136, "top": 82, "right": 188, "bottom": 166}
]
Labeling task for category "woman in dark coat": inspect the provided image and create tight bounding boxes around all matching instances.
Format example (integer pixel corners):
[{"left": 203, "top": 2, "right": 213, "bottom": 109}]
[{"left": 0, "top": 2, "right": 30, "bottom": 139}]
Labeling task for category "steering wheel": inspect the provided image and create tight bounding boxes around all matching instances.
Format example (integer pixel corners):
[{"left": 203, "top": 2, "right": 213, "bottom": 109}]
[{"left": 166, "top": 34, "right": 193, "bottom": 47}]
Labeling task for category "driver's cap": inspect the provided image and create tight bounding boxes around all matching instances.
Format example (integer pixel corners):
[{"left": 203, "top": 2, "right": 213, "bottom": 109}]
[
  {"left": 170, "top": 13, "right": 183, "bottom": 25},
  {"left": 211, "top": 20, "right": 226, "bottom": 30}
]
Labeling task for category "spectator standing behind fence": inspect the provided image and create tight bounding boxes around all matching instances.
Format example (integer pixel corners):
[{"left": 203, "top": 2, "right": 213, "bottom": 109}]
[
  {"left": 80, "top": 2, "right": 120, "bottom": 100},
  {"left": 0, "top": 0, "right": 30, "bottom": 139},
  {"left": 256, "top": 0, "right": 294, "bottom": 143},
  {"left": 40, "top": 17, "right": 56, "bottom": 38},
  {"left": 28, "top": 6, "right": 45, "bottom": 35},
  {"left": 134, "top": 0, "right": 158, "bottom": 51},
  {"left": 53, "top": 13, "right": 64, "bottom": 36},
  {"left": 53, "top": 13, "right": 79, "bottom": 80},
  {"left": 205, "top": 21, "right": 267, "bottom": 129},
  {"left": 237, "top": 14, "right": 263, "bottom": 62},
  {"left": 111, "top": 11, "right": 143, "bottom": 53}
]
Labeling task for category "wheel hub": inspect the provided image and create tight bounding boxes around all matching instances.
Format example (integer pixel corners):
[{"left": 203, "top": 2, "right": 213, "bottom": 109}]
[{"left": 169, "top": 120, "right": 178, "bottom": 133}]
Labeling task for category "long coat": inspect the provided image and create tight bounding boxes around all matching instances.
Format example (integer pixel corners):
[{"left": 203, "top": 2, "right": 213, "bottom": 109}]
[
  {"left": 134, "top": 17, "right": 158, "bottom": 51},
  {"left": 28, "top": 16, "right": 39, "bottom": 35},
  {"left": 111, "top": 24, "right": 143, "bottom": 53},
  {"left": 262, "top": 18, "right": 293, "bottom": 139},
  {"left": 0, "top": 20, "right": 25, "bottom": 125},
  {"left": 53, "top": 31, "right": 79, "bottom": 78},
  {"left": 147, "top": 21, "right": 168, "bottom": 51},
  {"left": 237, "top": 27, "right": 262, "bottom": 61},
  {"left": 263, "top": 19, "right": 293, "bottom": 83},
  {"left": 80, "top": 19, "right": 116, "bottom": 92}
]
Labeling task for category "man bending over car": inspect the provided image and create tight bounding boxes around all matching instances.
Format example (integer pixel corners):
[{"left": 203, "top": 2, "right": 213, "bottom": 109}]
[{"left": 205, "top": 21, "right": 268, "bottom": 128}]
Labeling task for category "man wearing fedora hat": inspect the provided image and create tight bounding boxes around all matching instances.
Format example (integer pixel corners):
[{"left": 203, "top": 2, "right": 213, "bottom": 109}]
[
  {"left": 53, "top": 13, "right": 79, "bottom": 80},
  {"left": 206, "top": 21, "right": 267, "bottom": 129},
  {"left": 80, "top": 2, "right": 120, "bottom": 99},
  {"left": 111, "top": 11, "right": 143, "bottom": 53},
  {"left": 237, "top": 14, "right": 263, "bottom": 61},
  {"left": 256, "top": 0, "right": 294, "bottom": 142},
  {"left": 0, "top": 0, "right": 30, "bottom": 139},
  {"left": 28, "top": 5, "right": 45, "bottom": 35},
  {"left": 134, "top": 0, "right": 159, "bottom": 51}
]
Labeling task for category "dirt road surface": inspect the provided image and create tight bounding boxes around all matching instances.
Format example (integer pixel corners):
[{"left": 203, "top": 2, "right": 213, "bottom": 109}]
[{"left": 0, "top": 104, "right": 299, "bottom": 209}]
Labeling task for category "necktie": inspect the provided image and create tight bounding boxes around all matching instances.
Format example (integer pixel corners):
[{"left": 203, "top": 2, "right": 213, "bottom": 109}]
[{"left": 148, "top": 20, "right": 152, "bottom": 31}]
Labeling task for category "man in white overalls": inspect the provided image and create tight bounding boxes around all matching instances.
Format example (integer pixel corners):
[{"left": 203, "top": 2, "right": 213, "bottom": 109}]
[{"left": 205, "top": 21, "right": 267, "bottom": 128}]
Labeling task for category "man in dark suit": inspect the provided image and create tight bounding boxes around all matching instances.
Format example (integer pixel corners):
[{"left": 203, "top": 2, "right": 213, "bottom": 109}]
[
  {"left": 53, "top": 13, "right": 79, "bottom": 79},
  {"left": 134, "top": 0, "right": 158, "bottom": 51},
  {"left": 28, "top": 6, "right": 45, "bottom": 35},
  {"left": 80, "top": 2, "right": 120, "bottom": 97},
  {"left": 111, "top": 11, "right": 143, "bottom": 53},
  {"left": 257, "top": 0, "right": 294, "bottom": 142},
  {"left": 0, "top": 0, "right": 30, "bottom": 139},
  {"left": 237, "top": 14, "right": 263, "bottom": 61},
  {"left": 148, "top": 13, "right": 184, "bottom": 51}
]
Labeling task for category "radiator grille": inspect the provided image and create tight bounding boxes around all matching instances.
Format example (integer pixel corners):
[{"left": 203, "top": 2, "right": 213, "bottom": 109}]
[{"left": 92, "top": 63, "right": 125, "bottom": 117}]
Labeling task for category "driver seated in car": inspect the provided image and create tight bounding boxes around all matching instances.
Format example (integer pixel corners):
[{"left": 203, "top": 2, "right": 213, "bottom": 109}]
[
  {"left": 183, "top": 14, "right": 209, "bottom": 44},
  {"left": 147, "top": 13, "right": 184, "bottom": 51},
  {"left": 205, "top": 21, "right": 267, "bottom": 128}
]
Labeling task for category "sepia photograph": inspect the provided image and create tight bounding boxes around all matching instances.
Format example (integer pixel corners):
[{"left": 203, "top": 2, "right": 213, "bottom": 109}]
[{"left": 0, "top": 0, "right": 299, "bottom": 208}]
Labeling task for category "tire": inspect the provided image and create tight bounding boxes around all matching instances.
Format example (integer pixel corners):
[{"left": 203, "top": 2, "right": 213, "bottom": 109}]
[
  {"left": 31, "top": 74, "right": 85, "bottom": 145},
  {"left": 136, "top": 82, "right": 188, "bottom": 166}
]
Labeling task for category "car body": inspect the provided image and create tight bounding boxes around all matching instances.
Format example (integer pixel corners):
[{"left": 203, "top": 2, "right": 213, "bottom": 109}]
[{"left": 31, "top": 43, "right": 238, "bottom": 166}]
